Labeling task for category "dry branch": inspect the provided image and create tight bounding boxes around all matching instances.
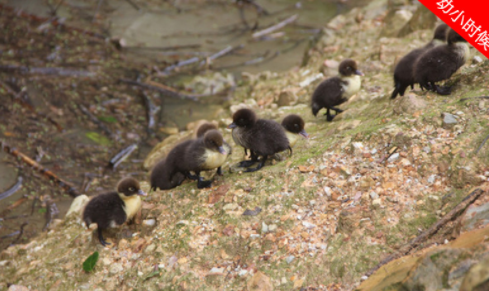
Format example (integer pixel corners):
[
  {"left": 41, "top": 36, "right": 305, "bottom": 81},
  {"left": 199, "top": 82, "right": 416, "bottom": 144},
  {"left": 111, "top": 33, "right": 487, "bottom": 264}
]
[
  {"left": 252, "top": 14, "right": 298, "bottom": 39},
  {"left": 140, "top": 92, "right": 159, "bottom": 133},
  {"left": 364, "top": 188, "right": 485, "bottom": 277},
  {"left": 1, "top": 141, "right": 80, "bottom": 197},
  {"left": 0, "top": 65, "right": 96, "bottom": 77},
  {"left": 108, "top": 144, "right": 138, "bottom": 170}
]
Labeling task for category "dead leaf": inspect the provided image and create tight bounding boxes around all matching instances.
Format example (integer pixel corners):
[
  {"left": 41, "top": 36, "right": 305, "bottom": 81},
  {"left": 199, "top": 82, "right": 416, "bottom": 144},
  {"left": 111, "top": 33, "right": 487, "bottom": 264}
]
[
  {"left": 247, "top": 271, "right": 273, "bottom": 291},
  {"left": 208, "top": 184, "right": 230, "bottom": 204},
  {"left": 222, "top": 224, "right": 235, "bottom": 236},
  {"left": 298, "top": 165, "right": 315, "bottom": 173}
]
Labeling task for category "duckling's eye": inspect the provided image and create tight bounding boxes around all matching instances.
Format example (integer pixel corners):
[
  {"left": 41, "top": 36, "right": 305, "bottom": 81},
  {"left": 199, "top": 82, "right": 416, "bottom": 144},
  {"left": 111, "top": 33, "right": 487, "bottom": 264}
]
[{"left": 128, "top": 187, "right": 135, "bottom": 191}]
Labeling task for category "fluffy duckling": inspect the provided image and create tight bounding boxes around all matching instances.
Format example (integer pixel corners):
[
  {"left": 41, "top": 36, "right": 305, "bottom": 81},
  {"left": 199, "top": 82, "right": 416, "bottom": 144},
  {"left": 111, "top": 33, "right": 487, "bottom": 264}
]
[
  {"left": 150, "top": 158, "right": 185, "bottom": 191},
  {"left": 391, "top": 23, "right": 449, "bottom": 99},
  {"left": 281, "top": 114, "right": 309, "bottom": 147},
  {"left": 195, "top": 122, "right": 232, "bottom": 156},
  {"left": 311, "top": 59, "right": 363, "bottom": 122},
  {"left": 163, "top": 130, "right": 230, "bottom": 189},
  {"left": 83, "top": 177, "right": 147, "bottom": 246},
  {"left": 413, "top": 28, "right": 470, "bottom": 95},
  {"left": 228, "top": 108, "right": 290, "bottom": 172}
]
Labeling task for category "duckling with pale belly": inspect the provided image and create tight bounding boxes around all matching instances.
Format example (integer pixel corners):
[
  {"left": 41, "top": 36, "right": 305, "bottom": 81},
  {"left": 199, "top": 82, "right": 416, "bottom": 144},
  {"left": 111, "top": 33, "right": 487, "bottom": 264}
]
[
  {"left": 311, "top": 59, "right": 363, "bottom": 122},
  {"left": 281, "top": 114, "right": 309, "bottom": 147},
  {"left": 168, "top": 129, "right": 230, "bottom": 188},
  {"left": 83, "top": 177, "right": 147, "bottom": 246}
]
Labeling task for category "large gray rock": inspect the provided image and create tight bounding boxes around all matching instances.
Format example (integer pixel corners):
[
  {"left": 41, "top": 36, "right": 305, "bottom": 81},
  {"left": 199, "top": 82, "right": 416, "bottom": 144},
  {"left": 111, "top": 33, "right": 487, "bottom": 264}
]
[
  {"left": 459, "top": 202, "right": 489, "bottom": 232},
  {"left": 65, "top": 195, "right": 89, "bottom": 217},
  {"left": 380, "top": 9, "right": 413, "bottom": 37},
  {"left": 398, "top": 5, "right": 438, "bottom": 37}
]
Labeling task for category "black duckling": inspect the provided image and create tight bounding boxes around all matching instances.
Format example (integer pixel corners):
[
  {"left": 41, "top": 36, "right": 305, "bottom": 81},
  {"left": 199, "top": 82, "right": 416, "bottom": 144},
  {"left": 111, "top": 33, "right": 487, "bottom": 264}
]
[
  {"left": 166, "top": 129, "right": 230, "bottom": 189},
  {"left": 195, "top": 122, "right": 218, "bottom": 138},
  {"left": 83, "top": 177, "right": 147, "bottom": 246},
  {"left": 281, "top": 114, "right": 309, "bottom": 147},
  {"left": 311, "top": 59, "right": 364, "bottom": 122},
  {"left": 413, "top": 28, "right": 470, "bottom": 95},
  {"left": 228, "top": 108, "right": 290, "bottom": 172},
  {"left": 391, "top": 23, "right": 449, "bottom": 99},
  {"left": 150, "top": 158, "right": 185, "bottom": 191}
]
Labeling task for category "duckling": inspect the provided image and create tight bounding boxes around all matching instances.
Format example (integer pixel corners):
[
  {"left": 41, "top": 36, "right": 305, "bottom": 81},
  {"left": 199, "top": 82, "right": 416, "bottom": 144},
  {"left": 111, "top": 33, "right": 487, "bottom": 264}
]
[
  {"left": 228, "top": 108, "right": 290, "bottom": 172},
  {"left": 281, "top": 114, "right": 309, "bottom": 147},
  {"left": 413, "top": 28, "right": 470, "bottom": 95},
  {"left": 150, "top": 158, "right": 185, "bottom": 191},
  {"left": 195, "top": 122, "right": 232, "bottom": 158},
  {"left": 311, "top": 59, "right": 364, "bottom": 121},
  {"left": 164, "top": 130, "right": 230, "bottom": 189},
  {"left": 391, "top": 23, "right": 449, "bottom": 99},
  {"left": 83, "top": 177, "right": 147, "bottom": 246}
]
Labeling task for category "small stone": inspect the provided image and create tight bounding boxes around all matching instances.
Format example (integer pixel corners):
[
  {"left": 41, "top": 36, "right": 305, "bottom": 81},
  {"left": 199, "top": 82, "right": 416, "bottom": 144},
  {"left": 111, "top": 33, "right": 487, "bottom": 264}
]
[
  {"left": 473, "top": 55, "right": 483, "bottom": 63},
  {"left": 209, "top": 267, "right": 225, "bottom": 274},
  {"left": 103, "top": 258, "right": 112, "bottom": 265},
  {"left": 8, "top": 286, "right": 30, "bottom": 291},
  {"left": 143, "top": 219, "right": 156, "bottom": 227},
  {"left": 400, "top": 158, "right": 411, "bottom": 166},
  {"left": 239, "top": 270, "right": 248, "bottom": 276},
  {"left": 372, "top": 198, "right": 382, "bottom": 207},
  {"left": 268, "top": 224, "right": 277, "bottom": 232},
  {"left": 428, "top": 175, "right": 436, "bottom": 184},
  {"left": 302, "top": 221, "right": 316, "bottom": 229},
  {"left": 370, "top": 191, "right": 379, "bottom": 200},
  {"left": 144, "top": 244, "right": 156, "bottom": 254},
  {"left": 223, "top": 203, "right": 239, "bottom": 211},
  {"left": 286, "top": 255, "right": 295, "bottom": 264},
  {"left": 323, "top": 186, "right": 332, "bottom": 197},
  {"left": 388, "top": 153, "right": 399, "bottom": 162},
  {"left": 262, "top": 222, "right": 269, "bottom": 233},
  {"left": 442, "top": 113, "right": 458, "bottom": 128},
  {"left": 109, "top": 263, "right": 123, "bottom": 275},
  {"left": 361, "top": 276, "right": 368, "bottom": 281}
]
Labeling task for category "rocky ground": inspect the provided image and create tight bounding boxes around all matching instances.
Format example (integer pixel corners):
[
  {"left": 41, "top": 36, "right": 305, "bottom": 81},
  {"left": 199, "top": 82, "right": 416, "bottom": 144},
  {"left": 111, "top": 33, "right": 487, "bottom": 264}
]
[{"left": 2, "top": 0, "right": 489, "bottom": 290}]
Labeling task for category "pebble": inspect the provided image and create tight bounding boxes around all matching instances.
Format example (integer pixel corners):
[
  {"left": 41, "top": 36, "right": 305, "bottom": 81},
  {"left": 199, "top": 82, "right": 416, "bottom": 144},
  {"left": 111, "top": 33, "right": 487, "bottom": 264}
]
[
  {"left": 262, "top": 222, "right": 269, "bottom": 233},
  {"left": 223, "top": 203, "right": 238, "bottom": 211},
  {"left": 209, "top": 267, "right": 225, "bottom": 274},
  {"left": 286, "top": 255, "right": 295, "bottom": 264},
  {"left": 302, "top": 221, "right": 316, "bottom": 229},
  {"left": 442, "top": 113, "right": 458, "bottom": 126},
  {"left": 143, "top": 219, "right": 156, "bottom": 227},
  {"left": 268, "top": 224, "right": 277, "bottom": 232},
  {"left": 387, "top": 153, "right": 399, "bottom": 162},
  {"left": 238, "top": 270, "right": 248, "bottom": 276},
  {"left": 428, "top": 175, "right": 436, "bottom": 184},
  {"left": 369, "top": 191, "right": 379, "bottom": 200},
  {"left": 109, "top": 263, "right": 123, "bottom": 275}
]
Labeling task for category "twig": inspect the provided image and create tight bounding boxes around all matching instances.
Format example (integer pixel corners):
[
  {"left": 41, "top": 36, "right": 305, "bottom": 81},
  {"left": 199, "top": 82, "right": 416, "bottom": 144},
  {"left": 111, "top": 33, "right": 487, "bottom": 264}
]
[
  {"left": 124, "top": 44, "right": 202, "bottom": 51},
  {"left": 108, "top": 144, "right": 138, "bottom": 170},
  {"left": 200, "top": 45, "right": 241, "bottom": 66},
  {"left": 475, "top": 133, "right": 489, "bottom": 155},
  {"left": 364, "top": 188, "right": 485, "bottom": 277},
  {"left": 1, "top": 141, "right": 80, "bottom": 197},
  {"left": 140, "top": 92, "right": 159, "bottom": 133},
  {"left": 9, "top": 222, "right": 28, "bottom": 246},
  {"left": 43, "top": 200, "right": 60, "bottom": 231},
  {"left": 252, "top": 14, "right": 298, "bottom": 39},
  {"left": 0, "top": 65, "right": 96, "bottom": 77},
  {"left": 459, "top": 96, "right": 489, "bottom": 102},
  {"left": 76, "top": 104, "right": 115, "bottom": 138},
  {"left": 119, "top": 78, "right": 202, "bottom": 101},
  {"left": 0, "top": 177, "right": 23, "bottom": 201}
]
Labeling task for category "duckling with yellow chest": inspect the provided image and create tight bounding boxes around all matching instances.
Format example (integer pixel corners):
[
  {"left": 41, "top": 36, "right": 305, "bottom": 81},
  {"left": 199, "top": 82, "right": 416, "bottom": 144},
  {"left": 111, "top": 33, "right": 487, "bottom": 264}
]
[{"left": 82, "top": 177, "right": 147, "bottom": 246}]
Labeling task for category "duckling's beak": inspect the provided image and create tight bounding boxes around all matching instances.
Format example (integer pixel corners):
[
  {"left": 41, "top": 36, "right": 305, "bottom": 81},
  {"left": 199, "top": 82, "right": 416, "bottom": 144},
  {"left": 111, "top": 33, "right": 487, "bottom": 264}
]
[
  {"left": 227, "top": 123, "right": 237, "bottom": 129},
  {"left": 137, "top": 189, "right": 147, "bottom": 196},
  {"left": 299, "top": 129, "right": 309, "bottom": 138},
  {"left": 218, "top": 146, "right": 227, "bottom": 155},
  {"left": 355, "top": 70, "right": 364, "bottom": 76}
]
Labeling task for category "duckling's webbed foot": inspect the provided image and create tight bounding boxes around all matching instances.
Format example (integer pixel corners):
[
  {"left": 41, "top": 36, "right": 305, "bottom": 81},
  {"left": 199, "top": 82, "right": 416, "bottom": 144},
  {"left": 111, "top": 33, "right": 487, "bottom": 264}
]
[
  {"left": 325, "top": 108, "right": 336, "bottom": 122},
  {"left": 331, "top": 107, "right": 343, "bottom": 114},
  {"left": 197, "top": 177, "right": 213, "bottom": 189},
  {"left": 184, "top": 171, "right": 199, "bottom": 180},
  {"left": 435, "top": 85, "right": 452, "bottom": 95},
  {"left": 238, "top": 160, "right": 257, "bottom": 167},
  {"left": 97, "top": 228, "right": 111, "bottom": 246},
  {"left": 245, "top": 156, "right": 267, "bottom": 172}
]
